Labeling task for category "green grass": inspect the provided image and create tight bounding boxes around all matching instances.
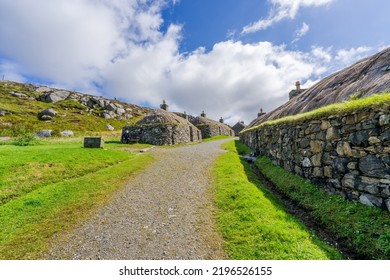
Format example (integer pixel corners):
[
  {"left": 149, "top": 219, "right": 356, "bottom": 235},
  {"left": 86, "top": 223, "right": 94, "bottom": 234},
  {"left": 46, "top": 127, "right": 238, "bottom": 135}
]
[
  {"left": 203, "top": 135, "right": 235, "bottom": 142},
  {"left": 255, "top": 156, "right": 390, "bottom": 259},
  {"left": 212, "top": 140, "right": 341, "bottom": 259},
  {"left": 0, "top": 140, "right": 154, "bottom": 259},
  {"left": 243, "top": 92, "right": 390, "bottom": 132}
]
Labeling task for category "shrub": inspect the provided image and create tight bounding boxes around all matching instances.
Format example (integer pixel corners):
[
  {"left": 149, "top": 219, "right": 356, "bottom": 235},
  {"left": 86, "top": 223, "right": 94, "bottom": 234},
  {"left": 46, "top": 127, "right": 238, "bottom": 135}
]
[{"left": 14, "top": 133, "right": 39, "bottom": 146}]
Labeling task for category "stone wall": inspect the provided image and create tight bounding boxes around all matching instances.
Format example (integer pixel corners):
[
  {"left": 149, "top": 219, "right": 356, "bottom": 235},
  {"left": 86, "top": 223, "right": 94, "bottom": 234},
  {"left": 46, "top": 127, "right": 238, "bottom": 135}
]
[
  {"left": 241, "top": 107, "right": 390, "bottom": 211},
  {"left": 121, "top": 124, "right": 201, "bottom": 145},
  {"left": 196, "top": 124, "right": 234, "bottom": 138}
]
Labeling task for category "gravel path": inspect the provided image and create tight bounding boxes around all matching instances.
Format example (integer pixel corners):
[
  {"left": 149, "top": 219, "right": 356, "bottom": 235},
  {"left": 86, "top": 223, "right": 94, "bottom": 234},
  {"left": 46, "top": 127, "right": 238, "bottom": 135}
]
[{"left": 45, "top": 139, "right": 232, "bottom": 260}]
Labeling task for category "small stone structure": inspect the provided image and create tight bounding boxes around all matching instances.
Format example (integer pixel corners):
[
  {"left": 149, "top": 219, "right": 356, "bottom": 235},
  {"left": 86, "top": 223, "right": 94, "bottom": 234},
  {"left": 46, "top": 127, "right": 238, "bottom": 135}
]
[
  {"left": 232, "top": 121, "right": 247, "bottom": 136},
  {"left": 288, "top": 81, "right": 306, "bottom": 100},
  {"left": 257, "top": 108, "right": 266, "bottom": 118},
  {"left": 84, "top": 137, "right": 104, "bottom": 148},
  {"left": 121, "top": 101, "right": 202, "bottom": 145},
  {"left": 190, "top": 112, "right": 234, "bottom": 138},
  {"left": 241, "top": 106, "right": 390, "bottom": 211}
]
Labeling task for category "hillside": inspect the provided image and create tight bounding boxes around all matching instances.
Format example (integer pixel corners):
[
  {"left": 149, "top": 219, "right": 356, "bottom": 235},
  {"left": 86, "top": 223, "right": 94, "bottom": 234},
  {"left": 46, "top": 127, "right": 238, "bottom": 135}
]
[
  {"left": 0, "top": 81, "right": 151, "bottom": 137},
  {"left": 248, "top": 47, "right": 390, "bottom": 128}
]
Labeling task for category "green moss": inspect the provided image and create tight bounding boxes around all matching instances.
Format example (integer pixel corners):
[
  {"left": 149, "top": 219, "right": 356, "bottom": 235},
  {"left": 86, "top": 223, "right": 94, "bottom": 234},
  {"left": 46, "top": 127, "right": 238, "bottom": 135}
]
[{"left": 243, "top": 92, "right": 390, "bottom": 133}]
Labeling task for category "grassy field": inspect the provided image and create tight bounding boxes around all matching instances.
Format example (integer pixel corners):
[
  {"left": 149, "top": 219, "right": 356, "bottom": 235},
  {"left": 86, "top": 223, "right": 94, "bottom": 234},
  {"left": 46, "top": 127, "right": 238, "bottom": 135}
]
[
  {"left": 255, "top": 156, "right": 390, "bottom": 259},
  {"left": 212, "top": 140, "right": 341, "bottom": 259},
  {"left": 0, "top": 138, "right": 153, "bottom": 259}
]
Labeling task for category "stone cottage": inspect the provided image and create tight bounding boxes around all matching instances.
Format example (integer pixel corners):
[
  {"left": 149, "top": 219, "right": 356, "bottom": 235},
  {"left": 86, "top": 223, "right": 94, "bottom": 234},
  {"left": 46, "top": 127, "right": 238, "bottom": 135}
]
[
  {"left": 232, "top": 121, "right": 247, "bottom": 136},
  {"left": 121, "top": 101, "right": 202, "bottom": 145},
  {"left": 190, "top": 111, "right": 234, "bottom": 138}
]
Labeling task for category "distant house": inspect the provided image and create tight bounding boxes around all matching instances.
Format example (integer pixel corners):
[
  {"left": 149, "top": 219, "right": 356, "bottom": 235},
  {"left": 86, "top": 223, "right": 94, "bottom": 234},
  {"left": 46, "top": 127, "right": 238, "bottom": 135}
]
[
  {"left": 121, "top": 101, "right": 201, "bottom": 145},
  {"left": 232, "top": 121, "right": 247, "bottom": 136},
  {"left": 190, "top": 111, "right": 234, "bottom": 138}
]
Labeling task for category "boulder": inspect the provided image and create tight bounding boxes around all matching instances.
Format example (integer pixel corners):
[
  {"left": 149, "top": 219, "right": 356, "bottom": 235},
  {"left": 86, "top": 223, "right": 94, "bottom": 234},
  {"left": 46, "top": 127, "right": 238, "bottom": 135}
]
[
  {"left": 105, "top": 103, "right": 117, "bottom": 112},
  {"left": 36, "top": 130, "right": 52, "bottom": 138},
  {"left": 106, "top": 124, "right": 114, "bottom": 131},
  {"left": 9, "top": 92, "right": 29, "bottom": 98},
  {"left": 36, "top": 86, "right": 52, "bottom": 93},
  {"left": 39, "top": 90, "right": 70, "bottom": 103},
  {"left": 0, "top": 110, "right": 10, "bottom": 116},
  {"left": 60, "top": 130, "right": 74, "bottom": 137},
  {"left": 38, "top": 108, "right": 57, "bottom": 120}
]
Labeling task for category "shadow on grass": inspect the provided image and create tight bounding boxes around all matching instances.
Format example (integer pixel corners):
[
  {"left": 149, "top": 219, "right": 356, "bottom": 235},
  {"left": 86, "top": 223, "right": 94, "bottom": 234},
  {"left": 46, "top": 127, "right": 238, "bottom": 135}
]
[{"left": 233, "top": 140, "right": 341, "bottom": 260}]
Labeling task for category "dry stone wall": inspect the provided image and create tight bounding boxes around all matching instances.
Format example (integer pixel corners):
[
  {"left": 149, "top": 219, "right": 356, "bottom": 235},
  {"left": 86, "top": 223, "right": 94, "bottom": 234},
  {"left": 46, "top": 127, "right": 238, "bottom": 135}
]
[
  {"left": 122, "top": 124, "right": 201, "bottom": 146},
  {"left": 195, "top": 124, "right": 234, "bottom": 138},
  {"left": 241, "top": 107, "right": 390, "bottom": 211}
]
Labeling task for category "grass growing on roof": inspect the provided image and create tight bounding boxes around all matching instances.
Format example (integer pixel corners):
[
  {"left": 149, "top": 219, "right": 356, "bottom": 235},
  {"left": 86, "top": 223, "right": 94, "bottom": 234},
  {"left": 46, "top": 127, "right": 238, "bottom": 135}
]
[
  {"left": 0, "top": 140, "right": 154, "bottom": 259},
  {"left": 255, "top": 156, "right": 390, "bottom": 259},
  {"left": 212, "top": 140, "right": 341, "bottom": 259},
  {"left": 243, "top": 92, "right": 390, "bottom": 133}
]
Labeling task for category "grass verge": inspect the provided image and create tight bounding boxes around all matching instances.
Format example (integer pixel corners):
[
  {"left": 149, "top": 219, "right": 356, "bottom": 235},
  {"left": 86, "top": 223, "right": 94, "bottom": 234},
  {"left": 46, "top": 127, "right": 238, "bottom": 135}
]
[
  {"left": 255, "top": 156, "right": 390, "bottom": 259},
  {"left": 213, "top": 140, "right": 341, "bottom": 259},
  {"left": 0, "top": 141, "right": 154, "bottom": 259},
  {"left": 243, "top": 92, "right": 390, "bottom": 132}
]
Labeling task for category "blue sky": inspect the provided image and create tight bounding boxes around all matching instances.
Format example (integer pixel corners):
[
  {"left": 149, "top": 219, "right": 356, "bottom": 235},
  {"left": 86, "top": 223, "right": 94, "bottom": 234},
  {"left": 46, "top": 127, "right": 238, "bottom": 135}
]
[{"left": 1, "top": 0, "right": 389, "bottom": 125}]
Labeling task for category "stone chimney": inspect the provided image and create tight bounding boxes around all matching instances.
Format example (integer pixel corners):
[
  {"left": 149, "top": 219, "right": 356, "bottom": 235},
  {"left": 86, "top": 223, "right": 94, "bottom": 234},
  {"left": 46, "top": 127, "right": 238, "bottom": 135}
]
[
  {"left": 295, "top": 80, "right": 301, "bottom": 91},
  {"left": 257, "top": 107, "right": 266, "bottom": 117},
  {"left": 219, "top": 117, "right": 224, "bottom": 123},
  {"left": 160, "top": 99, "right": 168, "bottom": 111},
  {"left": 201, "top": 110, "right": 206, "bottom": 117}
]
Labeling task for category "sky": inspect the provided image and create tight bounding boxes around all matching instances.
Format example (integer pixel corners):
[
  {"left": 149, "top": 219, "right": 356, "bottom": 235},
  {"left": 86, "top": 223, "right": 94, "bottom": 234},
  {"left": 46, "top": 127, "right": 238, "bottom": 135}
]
[{"left": 1, "top": 0, "right": 389, "bottom": 125}]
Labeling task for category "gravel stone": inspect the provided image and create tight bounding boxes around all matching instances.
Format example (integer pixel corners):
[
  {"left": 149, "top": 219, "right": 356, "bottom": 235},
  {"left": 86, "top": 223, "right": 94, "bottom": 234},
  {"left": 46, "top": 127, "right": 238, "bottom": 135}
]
[{"left": 44, "top": 139, "right": 232, "bottom": 260}]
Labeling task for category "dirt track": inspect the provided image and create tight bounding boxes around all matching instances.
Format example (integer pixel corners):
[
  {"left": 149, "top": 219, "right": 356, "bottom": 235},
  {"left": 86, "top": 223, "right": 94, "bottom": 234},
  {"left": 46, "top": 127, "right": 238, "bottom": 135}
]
[{"left": 45, "top": 139, "right": 232, "bottom": 260}]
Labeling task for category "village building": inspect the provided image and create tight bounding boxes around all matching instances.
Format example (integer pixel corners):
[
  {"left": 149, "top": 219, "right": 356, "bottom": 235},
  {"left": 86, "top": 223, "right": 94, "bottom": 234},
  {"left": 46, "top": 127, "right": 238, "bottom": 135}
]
[
  {"left": 232, "top": 121, "right": 247, "bottom": 136},
  {"left": 121, "top": 101, "right": 201, "bottom": 145},
  {"left": 288, "top": 81, "right": 306, "bottom": 99},
  {"left": 190, "top": 111, "right": 234, "bottom": 138}
]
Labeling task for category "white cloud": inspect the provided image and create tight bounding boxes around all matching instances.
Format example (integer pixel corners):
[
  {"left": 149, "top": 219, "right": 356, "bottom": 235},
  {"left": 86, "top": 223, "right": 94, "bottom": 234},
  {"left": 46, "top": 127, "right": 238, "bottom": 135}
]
[
  {"left": 0, "top": 0, "right": 169, "bottom": 90},
  {"left": 104, "top": 40, "right": 330, "bottom": 124},
  {"left": 292, "top": 22, "right": 310, "bottom": 44},
  {"left": 0, "top": 60, "right": 26, "bottom": 83},
  {"left": 242, "top": 0, "right": 333, "bottom": 34},
  {"left": 0, "top": 0, "right": 378, "bottom": 126},
  {"left": 335, "top": 46, "right": 372, "bottom": 65}
]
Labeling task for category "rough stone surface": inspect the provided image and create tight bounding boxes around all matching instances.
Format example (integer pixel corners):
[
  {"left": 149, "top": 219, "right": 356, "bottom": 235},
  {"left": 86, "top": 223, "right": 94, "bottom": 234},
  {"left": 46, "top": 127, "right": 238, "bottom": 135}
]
[
  {"left": 38, "top": 108, "right": 57, "bottom": 120},
  {"left": 122, "top": 109, "right": 202, "bottom": 146},
  {"left": 359, "top": 155, "right": 388, "bottom": 178},
  {"left": 36, "top": 130, "right": 52, "bottom": 138},
  {"left": 241, "top": 106, "right": 390, "bottom": 211},
  {"left": 60, "top": 130, "right": 74, "bottom": 137},
  {"left": 106, "top": 124, "right": 115, "bottom": 131},
  {"left": 84, "top": 137, "right": 104, "bottom": 148},
  {"left": 39, "top": 90, "right": 70, "bottom": 103},
  {"left": 44, "top": 139, "right": 230, "bottom": 260}
]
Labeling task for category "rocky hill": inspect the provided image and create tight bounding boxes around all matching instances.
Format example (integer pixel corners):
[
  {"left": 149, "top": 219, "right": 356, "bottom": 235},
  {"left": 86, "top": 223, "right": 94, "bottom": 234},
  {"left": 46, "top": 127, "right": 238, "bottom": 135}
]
[
  {"left": 248, "top": 47, "right": 390, "bottom": 128},
  {"left": 0, "top": 81, "right": 150, "bottom": 137}
]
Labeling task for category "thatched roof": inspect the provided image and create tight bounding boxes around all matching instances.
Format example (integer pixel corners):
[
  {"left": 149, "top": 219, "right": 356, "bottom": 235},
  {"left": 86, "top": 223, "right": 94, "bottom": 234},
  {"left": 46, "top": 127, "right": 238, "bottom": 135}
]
[
  {"left": 136, "top": 109, "right": 194, "bottom": 125},
  {"left": 232, "top": 121, "right": 246, "bottom": 131},
  {"left": 247, "top": 47, "right": 390, "bottom": 129},
  {"left": 191, "top": 116, "right": 226, "bottom": 127}
]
